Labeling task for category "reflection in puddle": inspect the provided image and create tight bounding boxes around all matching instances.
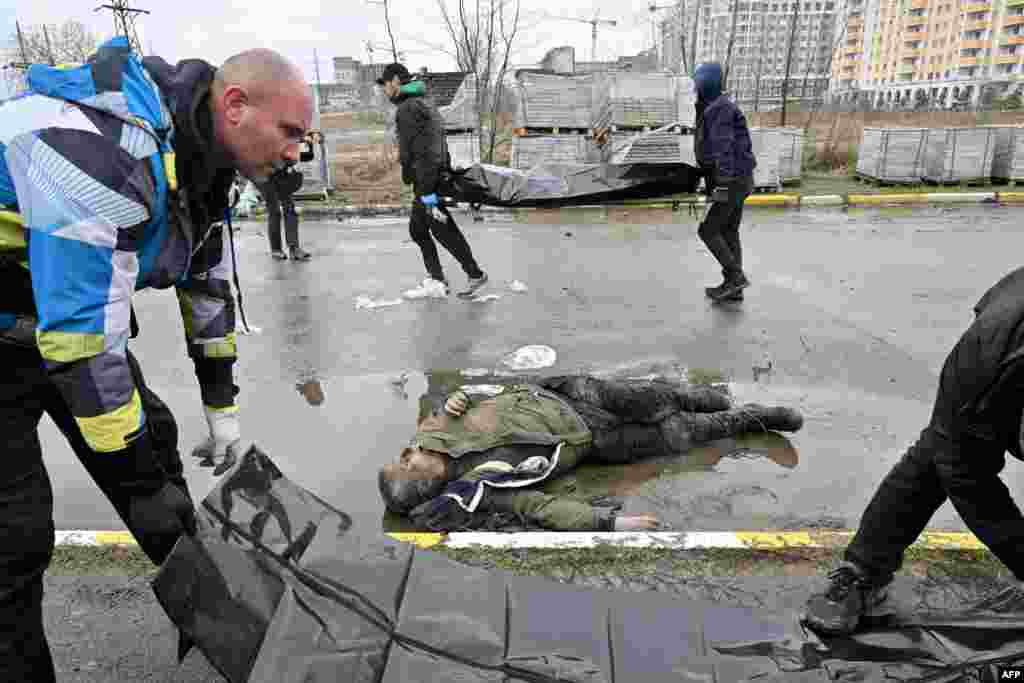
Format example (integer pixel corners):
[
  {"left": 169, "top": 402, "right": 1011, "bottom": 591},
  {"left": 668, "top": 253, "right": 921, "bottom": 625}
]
[
  {"left": 546, "top": 432, "right": 799, "bottom": 500},
  {"left": 296, "top": 379, "right": 326, "bottom": 406}
]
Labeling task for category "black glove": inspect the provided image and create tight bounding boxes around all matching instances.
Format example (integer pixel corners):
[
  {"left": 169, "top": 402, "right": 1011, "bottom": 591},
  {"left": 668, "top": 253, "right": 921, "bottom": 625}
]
[
  {"left": 270, "top": 167, "right": 304, "bottom": 197},
  {"left": 85, "top": 430, "right": 197, "bottom": 564},
  {"left": 128, "top": 481, "right": 197, "bottom": 556}
]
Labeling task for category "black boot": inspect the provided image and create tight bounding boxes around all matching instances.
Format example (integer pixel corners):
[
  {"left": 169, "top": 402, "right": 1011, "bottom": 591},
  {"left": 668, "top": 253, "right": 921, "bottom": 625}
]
[
  {"left": 710, "top": 271, "right": 750, "bottom": 302},
  {"left": 661, "top": 403, "right": 804, "bottom": 452}
]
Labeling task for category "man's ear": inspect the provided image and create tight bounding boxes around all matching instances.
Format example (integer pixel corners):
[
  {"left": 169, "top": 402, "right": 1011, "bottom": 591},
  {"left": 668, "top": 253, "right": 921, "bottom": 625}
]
[{"left": 220, "top": 85, "right": 249, "bottom": 126}]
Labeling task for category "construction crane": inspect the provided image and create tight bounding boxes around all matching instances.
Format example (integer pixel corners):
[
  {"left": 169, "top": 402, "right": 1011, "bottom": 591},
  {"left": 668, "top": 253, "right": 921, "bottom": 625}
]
[{"left": 546, "top": 13, "right": 618, "bottom": 63}]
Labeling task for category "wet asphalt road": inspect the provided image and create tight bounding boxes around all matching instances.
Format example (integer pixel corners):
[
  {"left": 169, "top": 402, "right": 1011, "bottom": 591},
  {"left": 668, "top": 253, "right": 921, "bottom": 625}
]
[{"left": 39, "top": 204, "right": 1024, "bottom": 536}]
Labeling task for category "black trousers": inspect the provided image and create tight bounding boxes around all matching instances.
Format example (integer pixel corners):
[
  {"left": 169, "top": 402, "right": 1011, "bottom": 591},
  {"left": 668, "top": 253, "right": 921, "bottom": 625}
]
[
  {"left": 409, "top": 201, "right": 482, "bottom": 282},
  {"left": 259, "top": 180, "right": 300, "bottom": 251},
  {"left": 698, "top": 175, "right": 753, "bottom": 278},
  {"left": 845, "top": 327, "right": 1024, "bottom": 583},
  {"left": 538, "top": 376, "right": 749, "bottom": 464},
  {"left": 0, "top": 344, "right": 186, "bottom": 682}
]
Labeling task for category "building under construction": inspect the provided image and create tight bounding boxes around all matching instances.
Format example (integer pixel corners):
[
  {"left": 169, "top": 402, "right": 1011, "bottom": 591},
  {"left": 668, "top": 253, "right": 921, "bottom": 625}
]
[{"left": 659, "top": 0, "right": 837, "bottom": 112}]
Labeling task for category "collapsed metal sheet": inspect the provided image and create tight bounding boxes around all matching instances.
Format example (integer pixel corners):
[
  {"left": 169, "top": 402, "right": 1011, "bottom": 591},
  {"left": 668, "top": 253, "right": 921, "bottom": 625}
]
[
  {"left": 153, "top": 449, "right": 1024, "bottom": 683},
  {"left": 439, "top": 161, "right": 702, "bottom": 208}
]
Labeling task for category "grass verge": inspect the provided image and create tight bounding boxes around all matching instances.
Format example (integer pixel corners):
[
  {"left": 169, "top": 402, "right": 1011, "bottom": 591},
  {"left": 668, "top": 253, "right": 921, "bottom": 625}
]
[{"left": 46, "top": 543, "right": 1013, "bottom": 584}]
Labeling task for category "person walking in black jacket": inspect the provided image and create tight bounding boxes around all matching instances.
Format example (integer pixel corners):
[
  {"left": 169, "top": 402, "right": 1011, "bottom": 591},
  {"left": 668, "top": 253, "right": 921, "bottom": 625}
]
[
  {"left": 803, "top": 266, "right": 1024, "bottom": 635},
  {"left": 693, "top": 62, "right": 757, "bottom": 302},
  {"left": 377, "top": 63, "right": 488, "bottom": 299}
]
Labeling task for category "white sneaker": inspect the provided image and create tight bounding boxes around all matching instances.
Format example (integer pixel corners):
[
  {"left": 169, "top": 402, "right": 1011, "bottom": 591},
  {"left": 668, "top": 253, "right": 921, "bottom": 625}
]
[{"left": 403, "top": 278, "right": 450, "bottom": 300}]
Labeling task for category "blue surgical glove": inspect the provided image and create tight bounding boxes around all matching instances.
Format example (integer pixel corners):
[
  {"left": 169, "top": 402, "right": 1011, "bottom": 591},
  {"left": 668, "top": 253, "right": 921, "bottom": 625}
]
[{"left": 420, "top": 193, "right": 439, "bottom": 207}]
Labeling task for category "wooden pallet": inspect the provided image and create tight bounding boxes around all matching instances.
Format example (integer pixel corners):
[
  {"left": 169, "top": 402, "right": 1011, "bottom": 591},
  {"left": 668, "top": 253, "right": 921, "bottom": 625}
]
[
  {"left": 512, "top": 126, "right": 590, "bottom": 137},
  {"left": 780, "top": 178, "right": 803, "bottom": 187},
  {"left": 751, "top": 185, "right": 782, "bottom": 194},
  {"left": 991, "top": 178, "right": 1024, "bottom": 188},
  {"left": 854, "top": 173, "right": 920, "bottom": 187}
]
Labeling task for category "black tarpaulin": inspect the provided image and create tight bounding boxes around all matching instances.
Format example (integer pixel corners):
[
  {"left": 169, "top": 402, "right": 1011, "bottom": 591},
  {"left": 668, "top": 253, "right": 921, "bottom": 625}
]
[
  {"left": 153, "top": 448, "right": 1024, "bottom": 682},
  {"left": 438, "top": 162, "right": 702, "bottom": 208}
]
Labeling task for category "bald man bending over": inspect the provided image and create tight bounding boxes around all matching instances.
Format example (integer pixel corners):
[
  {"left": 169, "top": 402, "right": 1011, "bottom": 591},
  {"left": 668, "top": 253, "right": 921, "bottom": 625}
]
[{"left": 0, "top": 37, "right": 311, "bottom": 681}]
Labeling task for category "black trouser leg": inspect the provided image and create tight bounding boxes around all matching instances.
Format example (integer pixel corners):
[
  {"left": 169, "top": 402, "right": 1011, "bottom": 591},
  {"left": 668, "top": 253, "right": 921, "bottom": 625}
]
[
  {"left": 280, "top": 194, "right": 300, "bottom": 249},
  {"left": 540, "top": 376, "right": 681, "bottom": 423},
  {"left": 0, "top": 347, "right": 58, "bottom": 683},
  {"left": 260, "top": 182, "right": 284, "bottom": 252},
  {"left": 432, "top": 206, "right": 483, "bottom": 279},
  {"left": 698, "top": 176, "right": 751, "bottom": 278},
  {"left": 409, "top": 202, "right": 445, "bottom": 281},
  {"left": 843, "top": 426, "right": 957, "bottom": 584}
]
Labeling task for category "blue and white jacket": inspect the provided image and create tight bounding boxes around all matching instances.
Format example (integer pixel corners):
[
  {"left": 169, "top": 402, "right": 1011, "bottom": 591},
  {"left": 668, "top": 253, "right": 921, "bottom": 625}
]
[{"left": 0, "top": 37, "right": 238, "bottom": 454}]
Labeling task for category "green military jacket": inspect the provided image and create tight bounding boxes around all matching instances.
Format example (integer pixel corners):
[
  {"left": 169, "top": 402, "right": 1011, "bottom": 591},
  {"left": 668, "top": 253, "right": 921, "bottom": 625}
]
[{"left": 413, "top": 385, "right": 617, "bottom": 531}]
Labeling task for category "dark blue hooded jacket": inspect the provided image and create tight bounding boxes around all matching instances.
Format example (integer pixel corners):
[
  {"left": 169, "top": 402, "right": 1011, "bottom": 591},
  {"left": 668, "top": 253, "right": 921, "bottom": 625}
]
[{"left": 693, "top": 62, "right": 756, "bottom": 183}]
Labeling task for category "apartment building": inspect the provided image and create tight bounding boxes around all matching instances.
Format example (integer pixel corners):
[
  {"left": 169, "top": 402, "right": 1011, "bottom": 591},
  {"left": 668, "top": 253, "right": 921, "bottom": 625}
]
[
  {"left": 831, "top": 0, "right": 1024, "bottom": 109},
  {"left": 660, "top": 0, "right": 838, "bottom": 111}
]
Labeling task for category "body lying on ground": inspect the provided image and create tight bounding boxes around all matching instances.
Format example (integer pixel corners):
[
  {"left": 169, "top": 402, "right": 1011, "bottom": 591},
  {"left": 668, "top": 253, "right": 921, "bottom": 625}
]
[{"left": 378, "top": 375, "right": 804, "bottom": 532}]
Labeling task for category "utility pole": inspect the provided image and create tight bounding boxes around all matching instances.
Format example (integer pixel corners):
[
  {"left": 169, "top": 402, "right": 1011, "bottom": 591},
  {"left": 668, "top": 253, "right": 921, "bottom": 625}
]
[
  {"left": 753, "top": 13, "right": 765, "bottom": 112},
  {"left": 723, "top": 0, "right": 739, "bottom": 90},
  {"left": 42, "top": 25, "right": 55, "bottom": 65},
  {"left": 95, "top": 0, "right": 149, "bottom": 54},
  {"left": 689, "top": 0, "right": 700, "bottom": 74},
  {"left": 780, "top": 0, "right": 799, "bottom": 126}
]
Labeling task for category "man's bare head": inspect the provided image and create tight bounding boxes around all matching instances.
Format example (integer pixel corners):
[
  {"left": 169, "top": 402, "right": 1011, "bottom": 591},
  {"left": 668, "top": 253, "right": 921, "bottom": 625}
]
[{"left": 209, "top": 49, "right": 314, "bottom": 182}]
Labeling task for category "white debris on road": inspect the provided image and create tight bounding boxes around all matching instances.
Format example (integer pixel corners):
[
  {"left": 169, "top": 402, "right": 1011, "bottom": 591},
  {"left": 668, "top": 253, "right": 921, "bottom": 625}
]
[
  {"left": 502, "top": 345, "right": 557, "bottom": 370},
  {"left": 355, "top": 295, "right": 404, "bottom": 310}
]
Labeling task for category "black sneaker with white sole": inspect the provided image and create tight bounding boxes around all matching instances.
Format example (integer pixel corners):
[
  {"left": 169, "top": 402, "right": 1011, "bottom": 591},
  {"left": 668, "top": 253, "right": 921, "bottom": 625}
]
[{"left": 803, "top": 562, "right": 890, "bottom": 635}]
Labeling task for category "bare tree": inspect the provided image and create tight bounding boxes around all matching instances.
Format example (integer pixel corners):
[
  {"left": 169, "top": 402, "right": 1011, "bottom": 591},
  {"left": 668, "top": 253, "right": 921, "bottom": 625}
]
[
  {"left": 12, "top": 20, "right": 97, "bottom": 66},
  {"left": 437, "top": 0, "right": 521, "bottom": 163}
]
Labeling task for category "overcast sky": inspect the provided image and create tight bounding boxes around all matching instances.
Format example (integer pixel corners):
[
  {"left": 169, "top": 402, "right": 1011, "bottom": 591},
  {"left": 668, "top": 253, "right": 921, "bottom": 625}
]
[{"left": 4, "top": 0, "right": 665, "bottom": 81}]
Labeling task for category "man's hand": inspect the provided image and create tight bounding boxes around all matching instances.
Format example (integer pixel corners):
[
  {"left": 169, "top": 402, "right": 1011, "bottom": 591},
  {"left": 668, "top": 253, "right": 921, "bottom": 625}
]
[
  {"left": 191, "top": 406, "right": 251, "bottom": 474},
  {"left": 445, "top": 390, "right": 469, "bottom": 417},
  {"left": 613, "top": 514, "right": 660, "bottom": 531},
  {"left": 420, "top": 193, "right": 446, "bottom": 222},
  {"left": 127, "top": 481, "right": 197, "bottom": 563}
]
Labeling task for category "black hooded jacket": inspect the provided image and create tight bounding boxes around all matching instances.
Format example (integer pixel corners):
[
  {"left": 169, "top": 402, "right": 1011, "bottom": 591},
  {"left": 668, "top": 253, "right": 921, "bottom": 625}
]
[{"left": 391, "top": 80, "right": 451, "bottom": 197}]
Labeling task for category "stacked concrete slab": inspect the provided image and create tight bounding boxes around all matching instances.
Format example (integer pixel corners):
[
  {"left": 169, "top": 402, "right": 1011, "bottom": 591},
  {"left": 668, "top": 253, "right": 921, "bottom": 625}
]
[
  {"left": 991, "top": 126, "right": 1024, "bottom": 183},
  {"left": 749, "top": 128, "right": 783, "bottom": 190},
  {"left": 777, "top": 127, "right": 805, "bottom": 184},
  {"left": 856, "top": 127, "right": 929, "bottom": 183},
  {"left": 923, "top": 126, "right": 998, "bottom": 183},
  {"left": 603, "top": 130, "right": 697, "bottom": 165},
  {"left": 514, "top": 72, "right": 594, "bottom": 130},
  {"left": 438, "top": 75, "right": 479, "bottom": 131},
  {"left": 591, "top": 73, "right": 696, "bottom": 132},
  {"left": 446, "top": 133, "right": 480, "bottom": 170},
  {"left": 510, "top": 134, "right": 590, "bottom": 170}
]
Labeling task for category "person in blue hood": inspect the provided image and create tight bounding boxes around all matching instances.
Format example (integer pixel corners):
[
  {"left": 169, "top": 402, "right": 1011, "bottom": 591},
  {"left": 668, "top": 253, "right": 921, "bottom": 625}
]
[
  {"left": 692, "top": 62, "right": 757, "bottom": 302},
  {"left": 0, "top": 40, "right": 312, "bottom": 681}
]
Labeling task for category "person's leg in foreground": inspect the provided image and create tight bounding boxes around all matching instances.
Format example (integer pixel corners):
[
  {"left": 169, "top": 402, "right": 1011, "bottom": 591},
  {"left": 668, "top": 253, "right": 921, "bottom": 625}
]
[{"left": 804, "top": 322, "right": 1024, "bottom": 635}]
